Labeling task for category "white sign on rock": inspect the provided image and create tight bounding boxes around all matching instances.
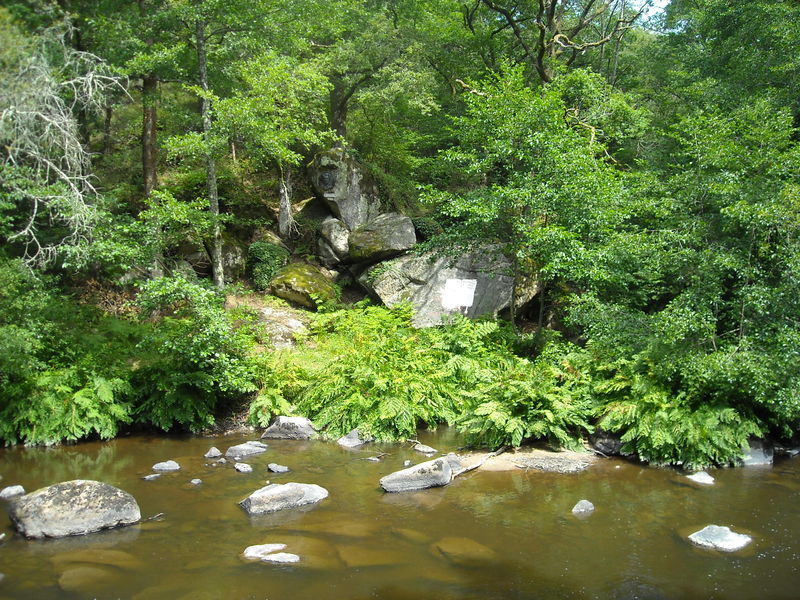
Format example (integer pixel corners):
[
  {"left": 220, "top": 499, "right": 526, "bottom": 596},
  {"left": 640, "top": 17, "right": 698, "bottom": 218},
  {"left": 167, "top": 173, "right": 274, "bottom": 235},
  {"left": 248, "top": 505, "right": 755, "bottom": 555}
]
[{"left": 441, "top": 278, "right": 477, "bottom": 311}]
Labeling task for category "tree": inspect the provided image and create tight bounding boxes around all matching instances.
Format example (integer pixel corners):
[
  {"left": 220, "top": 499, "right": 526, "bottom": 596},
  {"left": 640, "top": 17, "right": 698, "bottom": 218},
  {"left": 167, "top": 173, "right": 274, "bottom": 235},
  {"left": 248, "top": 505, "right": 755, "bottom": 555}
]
[
  {"left": 0, "top": 10, "right": 123, "bottom": 266},
  {"left": 422, "top": 65, "right": 622, "bottom": 326}
]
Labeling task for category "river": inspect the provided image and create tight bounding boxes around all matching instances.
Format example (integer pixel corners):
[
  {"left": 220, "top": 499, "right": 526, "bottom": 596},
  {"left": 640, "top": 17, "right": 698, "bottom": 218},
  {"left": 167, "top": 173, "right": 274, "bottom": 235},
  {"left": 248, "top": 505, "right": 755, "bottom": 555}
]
[{"left": 1, "top": 428, "right": 799, "bottom": 599}]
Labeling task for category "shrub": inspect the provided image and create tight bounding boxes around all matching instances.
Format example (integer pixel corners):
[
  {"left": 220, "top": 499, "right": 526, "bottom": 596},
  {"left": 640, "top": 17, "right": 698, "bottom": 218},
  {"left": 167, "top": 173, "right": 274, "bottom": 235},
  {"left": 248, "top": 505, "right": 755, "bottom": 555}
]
[{"left": 248, "top": 242, "right": 289, "bottom": 290}]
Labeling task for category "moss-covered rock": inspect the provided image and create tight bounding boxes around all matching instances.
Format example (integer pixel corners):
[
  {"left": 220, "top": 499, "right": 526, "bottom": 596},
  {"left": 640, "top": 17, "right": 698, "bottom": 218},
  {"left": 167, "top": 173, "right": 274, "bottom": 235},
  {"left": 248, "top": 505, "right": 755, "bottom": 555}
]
[{"left": 270, "top": 263, "right": 337, "bottom": 309}]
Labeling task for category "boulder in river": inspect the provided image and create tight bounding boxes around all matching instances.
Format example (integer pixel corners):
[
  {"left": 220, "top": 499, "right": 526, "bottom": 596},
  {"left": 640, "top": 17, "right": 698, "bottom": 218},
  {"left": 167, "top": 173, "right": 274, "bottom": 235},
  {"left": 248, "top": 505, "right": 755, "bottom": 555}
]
[
  {"left": 239, "top": 483, "right": 329, "bottom": 515},
  {"left": 688, "top": 525, "right": 752, "bottom": 552},
  {"left": 380, "top": 457, "right": 453, "bottom": 493},
  {"left": 337, "top": 429, "right": 370, "bottom": 448},
  {"left": 8, "top": 480, "right": 141, "bottom": 539},
  {"left": 686, "top": 471, "right": 715, "bottom": 485},
  {"left": 152, "top": 460, "right": 180, "bottom": 472},
  {"left": 261, "top": 416, "right": 316, "bottom": 440},
  {"left": 268, "top": 463, "right": 290, "bottom": 473},
  {"left": 204, "top": 447, "right": 222, "bottom": 459},
  {"left": 225, "top": 441, "right": 268, "bottom": 459},
  {"left": 413, "top": 442, "right": 437, "bottom": 455},
  {"left": 234, "top": 463, "right": 253, "bottom": 474},
  {"left": 0, "top": 485, "right": 25, "bottom": 499}
]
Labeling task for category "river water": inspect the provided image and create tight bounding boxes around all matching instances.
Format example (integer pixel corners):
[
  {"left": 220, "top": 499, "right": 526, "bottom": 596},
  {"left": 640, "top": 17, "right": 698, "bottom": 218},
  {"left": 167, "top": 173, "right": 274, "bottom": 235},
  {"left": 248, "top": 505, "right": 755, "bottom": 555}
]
[{"left": 1, "top": 428, "right": 799, "bottom": 599}]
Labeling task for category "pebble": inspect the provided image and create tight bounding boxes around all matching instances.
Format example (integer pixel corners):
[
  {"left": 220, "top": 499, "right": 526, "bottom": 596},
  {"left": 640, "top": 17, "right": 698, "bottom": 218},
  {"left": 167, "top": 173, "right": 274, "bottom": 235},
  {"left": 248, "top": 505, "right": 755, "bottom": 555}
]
[
  {"left": 571, "top": 499, "right": 595, "bottom": 515},
  {"left": 234, "top": 463, "right": 253, "bottom": 473}
]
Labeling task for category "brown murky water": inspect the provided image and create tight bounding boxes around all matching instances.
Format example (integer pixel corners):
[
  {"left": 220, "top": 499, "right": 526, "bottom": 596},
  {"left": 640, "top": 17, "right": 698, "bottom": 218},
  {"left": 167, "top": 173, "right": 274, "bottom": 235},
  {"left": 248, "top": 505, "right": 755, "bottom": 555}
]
[{"left": 1, "top": 428, "right": 799, "bottom": 599}]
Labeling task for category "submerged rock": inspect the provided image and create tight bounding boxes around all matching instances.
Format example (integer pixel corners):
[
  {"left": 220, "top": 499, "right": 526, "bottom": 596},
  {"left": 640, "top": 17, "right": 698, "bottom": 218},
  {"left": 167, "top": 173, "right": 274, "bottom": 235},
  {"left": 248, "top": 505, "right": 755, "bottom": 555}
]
[
  {"left": 261, "top": 416, "right": 316, "bottom": 440},
  {"left": 204, "top": 447, "right": 222, "bottom": 459},
  {"left": 152, "top": 460, "right": 180, "bottom": 472},
  {"left": 337, "top": 429, "right": 370, "bottom": 448},
  {"left": 0, "top": 485, "right": 25, "bottom": 499},
  {"left": 430, "top": 536, "right": 496, "bottom": 566},
  {"left": 686, "top": 471, "right": 715, "bottom": 485},
  {"left": 225, "top": 441, "right": 268, "bottom": 459},
  {"left": 571, "top": 500, "right": 595, "bottom": 515},
  {"left": 380, "top": 457, "right": 452, "bottom": 493},
  {"left": 8, "top": 480, "right": 140, "bottom": 539},
  {"left": 58, "top": 565, "right": 117, "bottom": 594},
  {"left": 688, "top": 525, "right": 752, "bottom": 552},
  {"left": 239, "top": 483, "right": 329, "bottom": 516}
]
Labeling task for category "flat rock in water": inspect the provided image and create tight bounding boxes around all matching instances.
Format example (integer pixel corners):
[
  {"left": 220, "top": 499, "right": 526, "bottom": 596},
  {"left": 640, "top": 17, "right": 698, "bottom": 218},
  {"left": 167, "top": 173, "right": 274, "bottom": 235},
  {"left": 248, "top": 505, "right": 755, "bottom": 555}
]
[
  {"left": 239, "top": 483, "right": 329, "bottom": 515},
  {"left": 688, "top": 525, "right": 752, "bottom": 552},
  {"left": 204, "top": 447, "right": 222, "bottom": 459},
  {"left": 268, "top": 463, "right": 289, "bottom": 473},
  {"left": 142, "top": 474, "right": 160, "bottom": 481},
  {"left": 261, "top": 416, "right": 316, "bottom": 440},
  {"left": 413, "top": 443, "right": 437, "bottom": 454},
  {"left": 687, "top": 471, "right": 715, "bottom": 485},
  {"left": 8, "top": 480, "right": 141, "bottom": 539},
  {"left": 337, "top": 429, "right": 370, "bottom": 448},
  {"left": 380, "top": 457, "right": 452, "bottom": 493},
  {"left": 234, "top": 463, "right": 253, "bottom": 473},
  {"left": 226, "top": 441, "right": 268, "bottom": 459},
  {"left": 242, "top": 543, "right": 287, "bottom": 561},
  {"left": 260, "top": 552, "right": 300, "bottom": 564},
  {"left": 152, "top": 460, "right": 180, "bottom": 472},
  {"left": 572, "top": 499, "right": 595, "bottom": 515},
  {"left": 52, "top": 548, "right": 144, "bottom": 571},
  {"left": 0, "top": 485, "right": 25, "bottom": 499},
  {"left": 430, "top": 536, "right": 496, "bottom": 566},
  {"left": 58, "top": 565, "right": 117, "bottom": 594}
]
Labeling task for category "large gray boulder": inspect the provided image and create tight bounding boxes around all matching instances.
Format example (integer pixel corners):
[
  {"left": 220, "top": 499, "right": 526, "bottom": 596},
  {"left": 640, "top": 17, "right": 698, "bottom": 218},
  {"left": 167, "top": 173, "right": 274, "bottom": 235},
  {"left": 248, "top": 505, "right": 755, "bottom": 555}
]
[
  {"left": 348, "top": 213, "right": 416, "bottom": 263},
  {"left": 311, "top": 148, "right": 380, "bottom": 230},
  {"left": 8, "top": 480, "right": 140, "bottom": 539},
  {"left": 360, "top": 249, "right": 534, "bottom": 327},
  {"left": 239, "top": 483, "right": 329, "bottom": 515},
  {"left": 380, "top": 457, "right": 453, "bottom": 493},
  {"left": 261, "top": 416, "right": 316, "bottom": 440}
]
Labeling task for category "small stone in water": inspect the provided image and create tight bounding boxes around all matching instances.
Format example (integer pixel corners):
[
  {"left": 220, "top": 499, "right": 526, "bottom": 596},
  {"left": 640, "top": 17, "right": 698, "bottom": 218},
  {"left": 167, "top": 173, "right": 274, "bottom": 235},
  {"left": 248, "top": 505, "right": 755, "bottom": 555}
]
[
  {"left": 268, "top": 463, "right": 289, "bottom": 473},
  {"left": 218, "top": 458, "right": 227, "bottom": 464},
  {"left": 235, "top": 463, "right": 253, "bottom": 473},
  {"left": 262, "top": 552, "right": 300, "bottom": 564},
  {"left": 143, "top": 474, "right": 161, "bottom": 481},
  {"left": 204, "top": 447, "right": 222, "bottom": 459},
  {"left": 413, "top": 443, "right": 437, "bottom": 454},
  {"left": 688, "top": 525, "right": 752, "bottom": 552},
  {"left": 572, "top": 499, "right": 595, "bottom": 515},
  {"left": 366, "top": 456, "right": 381, "bottom": 462},
  {"left": 0, "top": 485, "right": 25, "bottom": 499},
  {"left": 687, "top": 471, "right": 715, "bottom": 485},
  {"left": 242, "top": 543, "right": 287, "bottom": 560},
  {"left": 403, "top": 460, "right": 412, "bottom": 467},
  {"left": 190, "top": 479, "right": 202, "bottom": 485},
  {"left": 152, "top": 460, "right": 180, "bottom": 472}
]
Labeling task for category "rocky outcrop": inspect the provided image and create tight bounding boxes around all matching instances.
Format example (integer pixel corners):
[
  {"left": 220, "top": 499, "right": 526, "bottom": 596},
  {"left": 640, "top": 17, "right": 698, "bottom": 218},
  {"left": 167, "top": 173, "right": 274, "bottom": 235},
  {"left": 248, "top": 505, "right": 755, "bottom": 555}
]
[
  {"left": 688, "top": 525, "right": 752, "bottom": 552},
  {"left": 8, "top": 480, "right": 140, "bottom": 539},
  {"left": 270, "top": 262, "right": 338, "bottom": 309},
  {"left": 359, "top": 249, "right": 526, "bottom": 327},
  {"left": 261, "top": 416, "right": 316, "bottom": 440},
  {"left": 318, "top": 217, "right": 350, "bottom": 266},
  {"left": 311, "top": 148, "right": 380, "bottom": 230},
  {"left": 239, "top": 483, "right": 329, "bottom": 515},
  {"left": 589, "top": 429, "right": 625, "bottom": 456},
  {"left": 380, "top": 457, "right": 453, "bottom": 493},
  {"left": 348, "top": 213, "right": 416, "bottom": 263}
]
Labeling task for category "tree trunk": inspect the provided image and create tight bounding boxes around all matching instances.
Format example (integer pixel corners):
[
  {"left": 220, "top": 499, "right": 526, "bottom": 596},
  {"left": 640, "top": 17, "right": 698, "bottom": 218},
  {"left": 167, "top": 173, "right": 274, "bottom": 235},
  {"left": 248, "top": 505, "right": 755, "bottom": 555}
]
[
  {"left": 141, "top": 75, "right": 158, "bottom": 197},
  {"left": 278, "top": 164, "right": 293, "bottom": 240},
  {"left": 510, "top": 253, "right": 519, "bottom": 331},
  {"left": 196, "top": 18, "right": 225, "bottom": 289},
  {"left": 102, "top": 104, "right": 113, "bottom": 155}
]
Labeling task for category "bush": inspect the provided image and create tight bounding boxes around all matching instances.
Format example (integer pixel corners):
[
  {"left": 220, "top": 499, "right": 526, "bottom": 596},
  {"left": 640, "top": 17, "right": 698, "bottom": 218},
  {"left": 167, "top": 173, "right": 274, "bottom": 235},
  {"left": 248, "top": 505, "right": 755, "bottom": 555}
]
[{"left": 248, "top": 241, "right": 289, "bottom": 290}]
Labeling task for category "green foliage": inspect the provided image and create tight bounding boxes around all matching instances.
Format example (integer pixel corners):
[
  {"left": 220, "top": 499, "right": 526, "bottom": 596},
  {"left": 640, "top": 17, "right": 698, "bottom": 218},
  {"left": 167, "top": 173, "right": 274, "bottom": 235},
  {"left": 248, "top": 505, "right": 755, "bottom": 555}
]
[
  {"left": 133, "top": 276, "right": 257, "bottom": 432},
  {"left": 248, "top": 242, "right": 289, "bottom": 290}
]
